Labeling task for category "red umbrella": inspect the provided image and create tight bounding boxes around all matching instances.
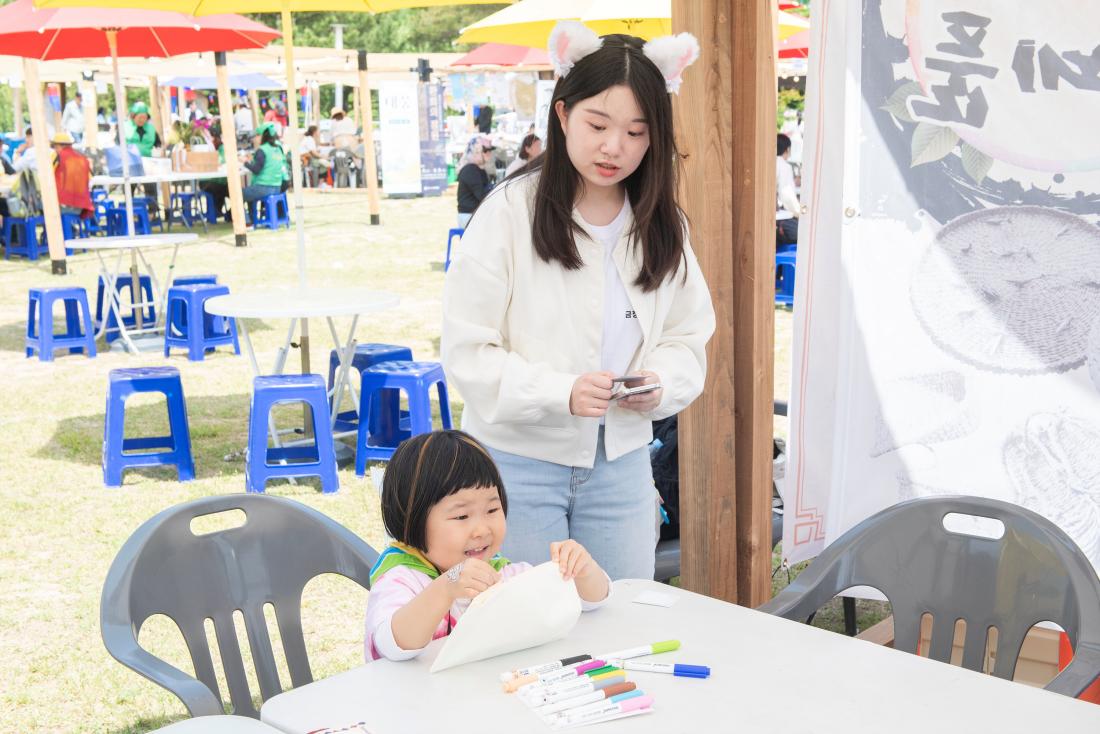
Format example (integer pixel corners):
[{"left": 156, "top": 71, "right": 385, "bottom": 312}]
[
  {"left": 0, "top": 0, "right": 277, "bottom": 59},
  {"left": 779, "top": 29, "right": 809, "bottom": 59},
  {"left": 0, "top": 0, "right": 278, "bottom": 238},
  {"left": 451, "top": 43, "right": 551, "bottom": 67}
]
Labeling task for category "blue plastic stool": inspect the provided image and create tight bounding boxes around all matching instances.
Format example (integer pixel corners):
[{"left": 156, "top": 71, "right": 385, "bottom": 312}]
[
  {"left": 197, "top": 190, "right": 220, "bottom": 224},
  {"left": 103, "top": 366, "right": 195, "bottom": 486},
  {"left": 164, "top": 284, "right": 240, "bottom": 361},
  {"left": 355, "top": 361, "right": 452, "bottom": 473},
  {"left": 171, "top": 273, "right": 222, "bottom": 336},
  {"left": 26, "top": 287, "right": 97, "bottom": 361},
  {"left": 327, "top": 343, "right": 413, "bottom": 436},
  {"left": 246, "top": 374, "right": 338, "bottom": 494},
  {"left": 4, "top": 217, "right": 43, "bottom": 260},
  {"left": 776, "top": 251, "right": 796, "bottom": 306},
  {"left": 106, "top": 202, "right": 153, "bottom": 236},
  {"left": 167, "top": 191, "right": 205, "bottom": 230},
  {"left": 95, "top": 275, "right": 155, "bottom": 343},
  {"left": 247, "top": 192, "right": 290, "bottom": 230},
  {"left": 445, "top": 228, "right": 463, "bottom": 272}
]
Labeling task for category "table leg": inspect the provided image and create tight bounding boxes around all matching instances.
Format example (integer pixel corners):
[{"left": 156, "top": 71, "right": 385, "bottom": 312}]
[
  {"left": 99, "top": 249, "right": 140, "bottom": 354},
  {"left": 300, "top": 317, "right": 313, "bottom": 438},
  {"left": 274, "top": 318, "right": 297, "bottom": 375},
  {"left": 327, "top": 315, "right": 360, "bottom": 433},
  {"left": 140, "top": 244, "right": 179, "bottom": 331},
  {"left": 130, "top": 249, "right": 143, "bottom": 333}
]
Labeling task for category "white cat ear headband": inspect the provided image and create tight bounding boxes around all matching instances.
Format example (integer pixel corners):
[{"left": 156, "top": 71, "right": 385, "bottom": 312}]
[{"left": 547, "top": 20, "right": 700, "bottom": 95}]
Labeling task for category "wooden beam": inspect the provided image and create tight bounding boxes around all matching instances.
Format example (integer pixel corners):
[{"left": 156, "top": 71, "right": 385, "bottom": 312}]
[
  {"left": 22, "top": 59, "right": 67, "bottom": 275},
  {"left": 12, "top": 85, "right": 23, "bottom": 134},
  {"left": 80, "top": 81, "right": 98, "bottom": 150},
  {"left": 358, "top": 51, "right": 381, "bottom": 225},
  {"left": 147, "top": 77, "right": 170, "bottom": 213},
  {"left": 672, "top": 0, "right": 775, "bottom": 605},
  {"left": 248, "top": 89, "right": 261, "bottom": 131},
  {"left": 215, "top": 52, "right": 248, "bottom": 248}
]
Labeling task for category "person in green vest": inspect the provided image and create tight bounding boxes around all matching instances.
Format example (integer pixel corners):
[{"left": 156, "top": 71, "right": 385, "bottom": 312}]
[
  {"left": 124, "top": 101, "right": 161, "bottom": 156},
  {"left": 242, "top": 122, "right": 288, "bottom": 204}
]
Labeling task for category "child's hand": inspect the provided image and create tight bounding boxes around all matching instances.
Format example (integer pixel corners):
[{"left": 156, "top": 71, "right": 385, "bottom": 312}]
[
  {"left": 550, "top": 540, "right": 596, "bottom": 582},
  {"left": 442, "top": 558, "right": 501, "bottom": 601}
]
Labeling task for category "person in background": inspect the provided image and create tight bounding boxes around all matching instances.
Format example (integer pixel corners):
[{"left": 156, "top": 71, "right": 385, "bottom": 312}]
[
  {"left": 97, "top": 107, "right": 108, "bottom": 131},
  {"left": 505, "top": 133, "right": 542, "bottom": 177},
  {"left": 51, "top": 132, "right": 93, "bottom": 219},
  {"left": 200, "top": 123, "right": 230, "bottom": 220},
  {"left": 242, "top": 122, "right": 289, "bottom": 205},
  {"left": 125, "top": 102, "right": 161, "bottom": 157},
  {"left": 12, "top": 127, "right": 37, "bottom": 172},
  {"left": 263, "top": 99, "right": 288, "bottom": 134},
  {"left": 330, "top": 107, "right": 358, "bottom": 139},
  {"left": 233, "top": 101, "right": 253, "bottom": 138},
  {"left": 455, "top": 135, "right": 493, "bottom": 228},
  {"left": 61, "top": 91, "right": 84, "bottom": 144},
  {"left": 776, "top": 133, "right": 800, "bottom": 248},
  {"left": 300, "top": 125, "right": 332, "bottom": 186}
]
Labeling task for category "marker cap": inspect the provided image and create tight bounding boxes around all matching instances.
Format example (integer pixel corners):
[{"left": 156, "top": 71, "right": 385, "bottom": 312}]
[
  {"left": 652, "top": 640, "right": 680, "bottom": 654},
  {"left": 608, "top": 690, "right": 644, "bottom": 704},
  {"left": 621, "top": 695, "right": 654, "bottom": 713},
  {"left": 674, "top": 664, "right": 710, "bottom": 678}
]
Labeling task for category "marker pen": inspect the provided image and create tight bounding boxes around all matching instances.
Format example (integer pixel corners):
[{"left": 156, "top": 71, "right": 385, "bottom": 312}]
[
  {"left": 531, "top": 681, "right": 637, "bottom": 717},
  {"left": 596, "top": 640, "right": 680, "bottom": 661},
  {"left": 545, "top": 689, "right": 644, "bottom": 722},
  {"left": 607, "top": 660, "right": 710, "bottom": 678},
  {"left": 523, "top": 671, "right": 626, "bottom": 706},
  {"left": 503, "top": 658, "right": 605, "bottom": 692},
  {"left": 559, "top": 694, "right": 654, "bottom": 725},
  {"left": 498, "top": 654, "right": 591, "bottom": 683}
]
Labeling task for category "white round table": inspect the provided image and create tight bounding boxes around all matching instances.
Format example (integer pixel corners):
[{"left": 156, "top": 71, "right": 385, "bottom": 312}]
[
  {"left": 80, "top": 233, "right": 199, "bottom": 353},
  {"left": 149, "top": 715, "right": 281, "bottom": 733},
  {"left": 206, "top": 287, "right": 401, "bottom": 448}
]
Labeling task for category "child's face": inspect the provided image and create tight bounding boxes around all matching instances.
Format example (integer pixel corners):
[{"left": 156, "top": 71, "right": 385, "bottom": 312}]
[
  {"left": 423, "top": 485, "right": 507, "bottom": 572},
  {"left": 555, "top": 83, "right": 650, "bottom": 191}
]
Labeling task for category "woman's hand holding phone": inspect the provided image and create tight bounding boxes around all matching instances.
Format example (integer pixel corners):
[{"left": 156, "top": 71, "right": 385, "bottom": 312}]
[
  {"left": 614, "top": 370, "right": 662, "bottom": 412},
  {"left": 569, "top": 371, "right": 614, "bottom": 417}
]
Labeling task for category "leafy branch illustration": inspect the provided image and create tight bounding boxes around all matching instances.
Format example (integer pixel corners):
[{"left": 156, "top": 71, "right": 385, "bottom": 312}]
[{"left": 880, "top": 81, "right": 994, "bottom": 183}]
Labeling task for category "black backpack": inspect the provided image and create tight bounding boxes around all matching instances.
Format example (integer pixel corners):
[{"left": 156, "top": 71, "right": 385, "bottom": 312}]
[{"left": 651, "top": 416, "right": 680, "bottom": 541}]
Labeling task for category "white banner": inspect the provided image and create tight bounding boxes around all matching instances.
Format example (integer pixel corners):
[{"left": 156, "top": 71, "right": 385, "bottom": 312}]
[
  {"left": 534, "top": 80, "right": 556, "bottom": 145},
  {"left": 379, "top": 80, "right": 422, "bottom": 196},
  {"left": 786, "top": 0, "right": 1100, "bottom": 566}
]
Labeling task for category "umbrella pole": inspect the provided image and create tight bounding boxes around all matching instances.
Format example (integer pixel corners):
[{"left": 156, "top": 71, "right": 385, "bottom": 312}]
[
  {"left": 282, "top": 9, "right": 312, "bottom": 437},
  {"left": 215, "top": 52, "right": 248, "bottom": 248},
  {"left": 108, "top": 31, "right": 141, "bottom": 336}
]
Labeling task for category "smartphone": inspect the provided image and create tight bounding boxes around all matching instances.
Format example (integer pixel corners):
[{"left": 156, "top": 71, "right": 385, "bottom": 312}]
[
  {"left": 611, "top": 383, "right": 662, "bottom": 400},
  {"left": 611, "top": 374, "right": 646, "bottom": 384}
]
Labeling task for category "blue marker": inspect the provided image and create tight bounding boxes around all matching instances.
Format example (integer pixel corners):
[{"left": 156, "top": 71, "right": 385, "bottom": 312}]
[{"left": 609, "top": 660, "right": 710, "bottom": 679}]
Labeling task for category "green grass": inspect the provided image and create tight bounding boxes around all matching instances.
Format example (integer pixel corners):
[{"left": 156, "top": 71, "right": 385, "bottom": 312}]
[{"left": 0, "top": 190, "right": 845, "bottom": 732}]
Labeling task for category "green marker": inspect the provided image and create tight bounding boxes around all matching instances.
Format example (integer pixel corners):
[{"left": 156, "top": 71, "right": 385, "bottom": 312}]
[{"left": 596, "top": 640, "right": 680, "bottom": 660}]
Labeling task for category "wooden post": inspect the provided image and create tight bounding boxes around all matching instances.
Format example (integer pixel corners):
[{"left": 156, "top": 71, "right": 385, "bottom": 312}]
[
  {"left": 81, "top": 81, "right": 98, "bottom": 150},
  {"left": 22, "top": 59, "right": 67, "bottom": 275},
  {"left": 147, "top": 77, "right": 170, "bottom": 212},
  {"left": 358, "top": 51, "right": 381, "bottom": 225},
  {"left": 215, "top": 52, "right": 248, "bottom": 248},
  {"left": 248, "top": 89, "right": 261, "bottom": 130},
  {"left": 672, "top": 0, "right": 776, "bottom": 605},
  {"left": 12, "top": 84, "right": 23, "bottom": 133}
]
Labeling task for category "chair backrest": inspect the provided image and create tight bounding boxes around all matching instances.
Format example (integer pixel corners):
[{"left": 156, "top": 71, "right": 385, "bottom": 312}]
[
  {"left": 101, "top": 494, "right": 379, "bottom": 718},
  {"left": 760, "top": 496, "right": 1100, "bottom": 694}
]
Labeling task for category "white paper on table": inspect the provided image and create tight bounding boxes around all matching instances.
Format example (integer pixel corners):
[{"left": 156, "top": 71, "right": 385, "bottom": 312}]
[{"left": 429, "top": 561, "right": 581, "bottom": 673}]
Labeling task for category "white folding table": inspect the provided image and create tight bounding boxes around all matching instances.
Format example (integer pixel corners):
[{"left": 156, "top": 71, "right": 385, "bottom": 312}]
[
  {"left": 204, "top": 288, "right": 400, "bottom": 451},
  {"left": 259, "top": 579, "right": 1100, "bottom": 733},
  {"left": 79, "top": 233, "right": 198, "bottom": 354}
]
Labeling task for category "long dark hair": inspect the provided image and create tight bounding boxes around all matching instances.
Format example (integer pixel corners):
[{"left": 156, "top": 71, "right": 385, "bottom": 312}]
[
  {"left": 530, "top": 34, "right": 685, "bottom": 292},
  {"left": 519, "top": 133, "right": 540, "bottom": 160}
]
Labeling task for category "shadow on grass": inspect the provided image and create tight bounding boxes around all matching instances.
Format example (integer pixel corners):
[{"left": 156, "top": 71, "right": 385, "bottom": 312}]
[
  {"left": 38, "top": 393, "right": 253, "bottom": 482},
  {"left": 104, "top": 714, "right": 188, "bottom": 734}
]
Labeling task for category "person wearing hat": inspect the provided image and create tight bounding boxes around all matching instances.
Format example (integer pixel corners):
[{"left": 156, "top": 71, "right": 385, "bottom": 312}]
[
  {"left": 456, "top": 135, "right": 494, "bottom": 227},
  {"left": 242, "top": 122, "right": 290, "bottom": 206},
  {"left": 125, "top": 101, "right": 161, "bottom": 157},
  {"left": 263, "top": 99, "right": 288, "bottom": 135},
  {"left": 50, "top": 131, "right": 94, "bottom": 219},
  {"left": 330, "top": 106, "right": 358, "bottom": 139}
]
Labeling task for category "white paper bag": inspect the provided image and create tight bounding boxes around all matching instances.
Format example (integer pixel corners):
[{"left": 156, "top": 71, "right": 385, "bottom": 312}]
[{"left": 430, "top": 562, "right": 581, "bottom": 673}]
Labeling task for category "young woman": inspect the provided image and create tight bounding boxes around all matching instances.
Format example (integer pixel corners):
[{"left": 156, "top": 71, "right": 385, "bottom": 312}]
[
  {"left": 441, "top": 22, "right": 714, "bottom": 581},
  {"left": 505, "top": 133, "right": 543, "bottom": 177},
  {"left": 455, "top": 135, "right": 494, "bottom": 228},
  {"left": 242, "top": 122, "right": 288, "bottom": 203}
]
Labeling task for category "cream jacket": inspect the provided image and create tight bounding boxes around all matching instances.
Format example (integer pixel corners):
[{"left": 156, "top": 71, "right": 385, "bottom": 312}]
[{"left": 441, "top": 173, "right": 715, "bottom": 468}]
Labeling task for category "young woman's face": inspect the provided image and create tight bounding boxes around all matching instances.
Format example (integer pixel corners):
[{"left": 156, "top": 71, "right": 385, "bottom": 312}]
[
  {"left": 526, "top": 138, "right": 543, "bottom": 158},
  {"left": 423, "top": 485, "right": 507, "bottom": 572},
  {"left": 555, "top": 84, "right": 650, "bottom": 190}
]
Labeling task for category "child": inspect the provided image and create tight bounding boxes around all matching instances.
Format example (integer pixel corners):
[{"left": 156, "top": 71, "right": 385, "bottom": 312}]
[
  {"left": 441, "top": 21, "right": 714, "bottom": 581},
  {"left": 364, "top": 430, "right": 611, "bottom": 662}
]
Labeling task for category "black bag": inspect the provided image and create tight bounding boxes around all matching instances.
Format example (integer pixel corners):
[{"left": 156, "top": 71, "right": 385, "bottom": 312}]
[{"left": 650, "top": 416, "right": 680, "bottom": 541}]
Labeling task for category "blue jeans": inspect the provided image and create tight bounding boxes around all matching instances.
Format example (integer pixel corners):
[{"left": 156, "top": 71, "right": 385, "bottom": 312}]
[
  {"left": 243, "top": 183, "right": 282, "bottom": 203},
  {"left": 488, "top": 428, "right": 658, "bottom": 581}
]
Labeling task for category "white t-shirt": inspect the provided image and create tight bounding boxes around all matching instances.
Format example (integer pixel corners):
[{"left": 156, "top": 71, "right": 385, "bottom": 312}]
[
  {"left": 776, "top": 155, "right": 799, "bottom": 220},
  {"left": 331, "top": 117, "right": 358, "bottom": 138},
  {"left": 300, "top": 136, "right": 317, "bottom": 155},
  {"left": 582, "top": 199, "right": 643, "bottom": 384},
  {"left": 234, "top": 108, "right": 254, "bottom": 134}
]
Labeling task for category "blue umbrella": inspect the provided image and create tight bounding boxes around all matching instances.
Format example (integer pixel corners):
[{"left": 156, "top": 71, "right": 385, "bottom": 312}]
[{"left": 160, "top": 71, "right": 281, "bottom": 90}]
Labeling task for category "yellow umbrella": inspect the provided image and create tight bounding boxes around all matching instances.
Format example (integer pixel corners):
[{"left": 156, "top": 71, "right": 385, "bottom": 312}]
[{"left": 459, "top": 0, "right": 808, "bottom": 46}]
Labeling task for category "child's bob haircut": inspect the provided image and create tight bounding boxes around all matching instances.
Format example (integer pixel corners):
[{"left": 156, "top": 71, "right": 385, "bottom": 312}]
[{"left": 380, "top": 430, "right": 507, "bottom": 552}]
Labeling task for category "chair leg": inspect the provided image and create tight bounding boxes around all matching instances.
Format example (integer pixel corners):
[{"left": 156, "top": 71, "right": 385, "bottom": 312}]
[
  {"left": 436, "top": 380, "right": 453, "bottom": 429},
  {"left": 64, "top": 299, "right": 83, "bottom": 355},
  {"left": 187, "top": 297, "right": 205, "bottom": 361},
  {"left": 103, "top": 390, "right": 128, "bottom": 487},
  {"left": 78, "top": 296, "right": 97, "bottom": 358},
  {"left": 165, "top": 385, "right": 195, "bottom": 482},
  {"left": 355, "top": 386, "right": 375, "bottom": 476},
  {"left": 408, "top": 386, "right": 434, "bottom": 436}
]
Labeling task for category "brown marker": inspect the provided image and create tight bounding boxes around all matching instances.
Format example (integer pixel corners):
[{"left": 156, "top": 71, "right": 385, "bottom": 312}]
[{"left": 533, "top": 681, "right": 637, "bottom": 717}]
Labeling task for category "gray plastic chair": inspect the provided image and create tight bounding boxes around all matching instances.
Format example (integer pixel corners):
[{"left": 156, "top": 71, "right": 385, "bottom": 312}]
[
  {"left": 101, "top": 494, "right": 379, "bottom": 719},
  {"left": 758, "top": 496, "right": 1100, "bottom": 697}
]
